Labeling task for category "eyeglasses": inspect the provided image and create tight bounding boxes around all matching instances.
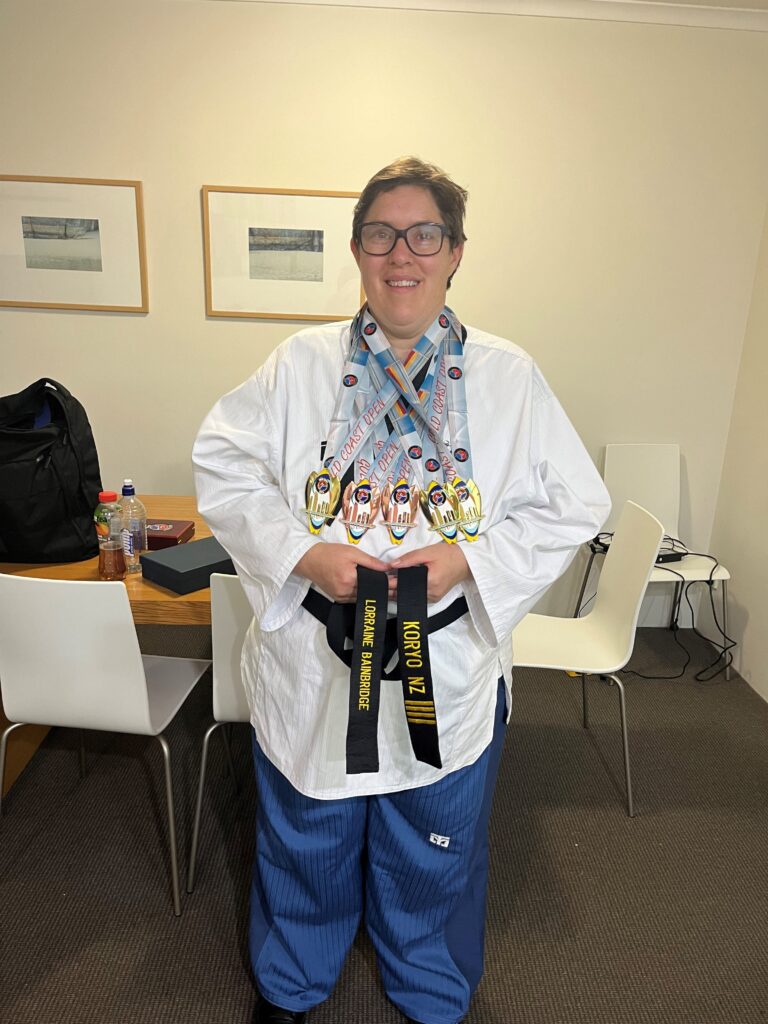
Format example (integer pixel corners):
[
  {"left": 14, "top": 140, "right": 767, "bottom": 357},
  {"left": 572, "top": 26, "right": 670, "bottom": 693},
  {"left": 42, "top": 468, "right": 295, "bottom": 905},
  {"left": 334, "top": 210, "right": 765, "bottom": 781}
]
[{"left": 358, "top": 221, "right": 449, "bottom": 257}]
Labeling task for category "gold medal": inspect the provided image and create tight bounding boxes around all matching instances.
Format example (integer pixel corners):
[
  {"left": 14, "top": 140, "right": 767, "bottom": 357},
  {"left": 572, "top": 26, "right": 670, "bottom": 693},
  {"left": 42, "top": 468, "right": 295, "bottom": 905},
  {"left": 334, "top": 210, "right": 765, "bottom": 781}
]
[
  {"left": 420, "top": 480, "right": 460, "bottom": 543},
  {"left": 452, "top": 478, "right": 483, "bottom": 542},
  {"left": 382, "top": 479, "right": 420, "bottom": 545},
  {"left": 303, "top": 469, "right": 340, "bottom": 535},
  {"left": 340, "top": 479, "right": 381, "bottom": 544}
]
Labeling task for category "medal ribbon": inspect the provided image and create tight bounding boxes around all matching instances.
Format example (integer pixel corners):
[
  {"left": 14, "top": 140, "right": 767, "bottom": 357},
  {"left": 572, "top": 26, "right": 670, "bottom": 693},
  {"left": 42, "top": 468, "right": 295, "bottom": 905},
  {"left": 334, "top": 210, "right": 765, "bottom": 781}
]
[
  {"left": 363, "top": 306, "right": 471, "bottom": 487},
  {"left": 323, "top": 340, "right": 434, "bottom": 484},
  {"left": 308, "top": 304, "right": 478, "bottom": 541}
]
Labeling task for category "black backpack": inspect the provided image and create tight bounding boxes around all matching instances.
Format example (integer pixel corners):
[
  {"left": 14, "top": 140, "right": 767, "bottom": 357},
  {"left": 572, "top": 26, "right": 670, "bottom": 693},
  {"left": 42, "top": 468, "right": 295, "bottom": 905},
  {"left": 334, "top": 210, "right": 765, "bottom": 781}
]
[{"left": 0, "top": 379, "right": 103, "bottom": 563}]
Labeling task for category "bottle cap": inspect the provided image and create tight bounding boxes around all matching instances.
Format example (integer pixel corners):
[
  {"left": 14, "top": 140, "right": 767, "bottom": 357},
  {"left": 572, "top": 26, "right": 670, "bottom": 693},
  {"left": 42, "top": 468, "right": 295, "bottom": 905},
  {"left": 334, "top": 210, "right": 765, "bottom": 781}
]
[
  {"left": 122, "top": 478, "right": 136, "bottom": 495},
  {"left": 99, "top": 491, "right": 118, "bottom": 502}
]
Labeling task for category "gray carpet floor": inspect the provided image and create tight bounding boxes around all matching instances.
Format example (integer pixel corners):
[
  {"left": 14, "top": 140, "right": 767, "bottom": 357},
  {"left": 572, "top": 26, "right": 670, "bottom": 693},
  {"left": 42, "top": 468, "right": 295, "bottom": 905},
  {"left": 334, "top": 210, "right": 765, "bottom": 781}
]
[{"left": 1, "top": 627, "right": 766, "bottom": 1024}]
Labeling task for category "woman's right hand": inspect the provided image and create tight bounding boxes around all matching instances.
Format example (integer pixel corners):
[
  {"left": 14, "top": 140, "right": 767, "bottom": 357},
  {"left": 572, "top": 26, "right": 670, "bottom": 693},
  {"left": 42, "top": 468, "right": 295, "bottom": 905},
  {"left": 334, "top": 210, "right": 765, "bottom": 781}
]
[{"left": 294, "top": 543, "right": 389, "bottom": 603}]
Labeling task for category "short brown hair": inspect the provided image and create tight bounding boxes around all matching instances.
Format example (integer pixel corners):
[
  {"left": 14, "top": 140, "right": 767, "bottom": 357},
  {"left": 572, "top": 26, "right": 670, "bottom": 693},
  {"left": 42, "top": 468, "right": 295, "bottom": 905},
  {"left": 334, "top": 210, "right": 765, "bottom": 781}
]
[{"left": 352, "top": 157, "right": 468, "bottom": 250}]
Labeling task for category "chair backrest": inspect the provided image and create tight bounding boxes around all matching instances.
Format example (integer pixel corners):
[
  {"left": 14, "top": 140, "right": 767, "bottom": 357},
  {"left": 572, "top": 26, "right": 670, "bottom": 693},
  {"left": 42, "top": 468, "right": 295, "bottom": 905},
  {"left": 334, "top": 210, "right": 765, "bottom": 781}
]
[
  {"left": 0, "top": 574, "right": 154, "bottom": 733},
  {"left": 591, "top": 501, "right": 664, "bottom": 667},
  {"left": 602, "top": 443, "right": 680, "bottom": 536},
  {"left": 210, "top": 573, "right": 252, "bottom": 723}
]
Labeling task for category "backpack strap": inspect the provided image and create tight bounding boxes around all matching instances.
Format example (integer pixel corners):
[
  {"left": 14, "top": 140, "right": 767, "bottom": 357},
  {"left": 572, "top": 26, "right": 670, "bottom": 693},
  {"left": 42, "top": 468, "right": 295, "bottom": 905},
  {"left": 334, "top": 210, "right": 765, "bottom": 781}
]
[
  {"left": 0, "top": 377, "right": 51, "bottom": 427},
  {"left": 40, "top": 380, "right": 95, "bottom": 511},
  {"left": 40, "top": 379, "right": 73, "bottom": 400}
]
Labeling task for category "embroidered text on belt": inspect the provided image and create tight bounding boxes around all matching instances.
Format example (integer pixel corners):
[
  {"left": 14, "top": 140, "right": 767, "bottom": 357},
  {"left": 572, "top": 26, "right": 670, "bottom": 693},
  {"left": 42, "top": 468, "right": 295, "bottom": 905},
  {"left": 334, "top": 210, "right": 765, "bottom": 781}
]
[{"left": 301, "top": 565, "right": 467, "bottom": 774}]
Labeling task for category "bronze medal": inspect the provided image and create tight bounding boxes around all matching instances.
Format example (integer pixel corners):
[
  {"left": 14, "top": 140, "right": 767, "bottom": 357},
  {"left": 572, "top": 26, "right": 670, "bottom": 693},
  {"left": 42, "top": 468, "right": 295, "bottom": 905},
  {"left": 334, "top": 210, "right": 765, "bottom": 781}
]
[
  {"left": 340, "top": 479, "right": 381, "bottom": 544},
  {"left": 382, "top": 479, "right": 420, "bottom": 545}
]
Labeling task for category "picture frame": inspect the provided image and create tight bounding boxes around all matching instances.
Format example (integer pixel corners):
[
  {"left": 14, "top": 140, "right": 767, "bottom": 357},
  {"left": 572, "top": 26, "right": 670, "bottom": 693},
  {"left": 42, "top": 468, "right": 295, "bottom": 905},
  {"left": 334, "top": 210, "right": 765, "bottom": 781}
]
[
  {"left": 0, "top": 176, "right": 148, "bottom": 313},
  {"left": 202, "top": 185, "right": 361, "bottom": 321}
]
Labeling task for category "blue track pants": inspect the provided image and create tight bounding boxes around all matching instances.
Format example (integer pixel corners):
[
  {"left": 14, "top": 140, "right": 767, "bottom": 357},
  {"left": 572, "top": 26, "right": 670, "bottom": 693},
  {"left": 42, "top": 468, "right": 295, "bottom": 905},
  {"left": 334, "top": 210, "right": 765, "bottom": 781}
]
[{"left": 249, "top": 680, "right": 506, "bottom": 1024}]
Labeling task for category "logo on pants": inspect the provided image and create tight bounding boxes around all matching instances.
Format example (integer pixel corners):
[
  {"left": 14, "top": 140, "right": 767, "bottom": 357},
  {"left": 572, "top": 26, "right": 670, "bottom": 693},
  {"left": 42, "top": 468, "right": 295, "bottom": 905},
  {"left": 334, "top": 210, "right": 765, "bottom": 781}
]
[{"left": 429, "top": 833, "right": 450, "bottom": 848}]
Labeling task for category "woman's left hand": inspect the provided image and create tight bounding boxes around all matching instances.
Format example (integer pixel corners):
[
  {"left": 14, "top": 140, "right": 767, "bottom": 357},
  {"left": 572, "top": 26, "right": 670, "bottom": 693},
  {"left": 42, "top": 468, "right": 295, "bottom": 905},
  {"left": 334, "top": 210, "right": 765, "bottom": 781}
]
[{"left": 388, "top": 543, "right": 472, "bottom": 602}]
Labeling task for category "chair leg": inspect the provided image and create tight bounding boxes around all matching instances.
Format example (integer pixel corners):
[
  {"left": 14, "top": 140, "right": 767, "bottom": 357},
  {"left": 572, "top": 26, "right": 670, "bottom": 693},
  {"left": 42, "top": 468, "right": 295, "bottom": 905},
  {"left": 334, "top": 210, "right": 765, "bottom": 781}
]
[
  {"left": 0, "top": 722, "right": 27, "bottom": 816},
  {"left": 155, "top": 734, "right": 182, "bottom": 916},
  {"left": 187, "top": 721, "right": 223, "bottom": 894},
  {"left": 602, "top": 673, "right": 635, "bottom": 818},
  {"left": 722, "top": 581, "right": 731, "bottom": 682},
  {"left": 573, "top": 550, "right": 597, "bottom": 617},
  {"left": 581, "top": 673, "right": 589, "bottom": 729},
  {"left": 668, "top": 583, "right": 681, "bottom": 629}
]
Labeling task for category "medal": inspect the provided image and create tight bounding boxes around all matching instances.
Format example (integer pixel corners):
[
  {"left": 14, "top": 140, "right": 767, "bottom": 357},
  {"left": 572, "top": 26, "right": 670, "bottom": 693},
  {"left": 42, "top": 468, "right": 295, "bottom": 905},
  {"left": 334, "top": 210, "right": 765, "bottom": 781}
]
[
  {"left": 340, "top": 479, "right": 381, "bottom": 544},
  {"left": 382, "top": 479, "right": 420, "bottom": 545},
  {"left": 420, "top": 480, "right": 460, "bottom": 543},
  {"left": 452, "top": 477, "right": 483, "bottom": 541},
  {"left": 304, "top": 305, "right": 482, "bottom": 546},
  {"left": 303, "top": 468, "right": 340, "bottom": 535}
]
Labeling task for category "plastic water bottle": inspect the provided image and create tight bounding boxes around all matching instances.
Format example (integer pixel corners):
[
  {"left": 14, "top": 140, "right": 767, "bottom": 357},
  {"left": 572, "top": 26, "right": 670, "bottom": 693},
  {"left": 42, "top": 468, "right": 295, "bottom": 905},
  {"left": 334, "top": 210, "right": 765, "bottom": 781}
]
[
  {"left": 94, "top": 490, "right": 126, "bottom": 581},
  {"left": 119, "top": 479, "right": 147, "bottom": 575}
]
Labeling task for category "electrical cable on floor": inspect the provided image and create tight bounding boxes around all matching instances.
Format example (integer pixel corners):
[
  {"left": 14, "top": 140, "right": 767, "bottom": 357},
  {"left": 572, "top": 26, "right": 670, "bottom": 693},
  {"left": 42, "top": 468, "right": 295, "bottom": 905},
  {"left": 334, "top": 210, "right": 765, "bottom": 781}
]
[{"left": 576, "top": 543, "right": 737, "bottom": 684}]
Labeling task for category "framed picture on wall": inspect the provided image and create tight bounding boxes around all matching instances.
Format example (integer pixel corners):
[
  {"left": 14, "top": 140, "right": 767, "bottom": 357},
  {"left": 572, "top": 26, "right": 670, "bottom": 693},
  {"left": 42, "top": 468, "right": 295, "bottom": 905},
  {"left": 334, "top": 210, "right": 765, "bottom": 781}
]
[
  {"left": 202, "top": 185, "right": 361, "bottom": 320},
  {"left": 0, "top": 176, "right": 148, "bottom": 312}
]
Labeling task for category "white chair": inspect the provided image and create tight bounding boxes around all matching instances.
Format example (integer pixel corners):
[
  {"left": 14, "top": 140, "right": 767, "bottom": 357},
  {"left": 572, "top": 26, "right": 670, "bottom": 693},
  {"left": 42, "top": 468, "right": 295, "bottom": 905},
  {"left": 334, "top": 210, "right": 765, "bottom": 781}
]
[
  {"left": 0, "top": 573, "right": 210, "bottom": 916},
  {"left": 573, "top": 444, "right": 731, "bottom": 678},
  {"left": 187, "top": 572, "right": 252, "bottom": 893},
  {"left": 513, "top": 501, "right": 664, "bottom": 817}
]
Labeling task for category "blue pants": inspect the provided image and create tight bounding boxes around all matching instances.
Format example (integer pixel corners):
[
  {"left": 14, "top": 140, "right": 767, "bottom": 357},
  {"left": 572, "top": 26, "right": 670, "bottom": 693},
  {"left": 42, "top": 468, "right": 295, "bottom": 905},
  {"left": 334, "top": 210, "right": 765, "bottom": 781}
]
[{"left": 249, "top": 681, "right": 506, "bottom": 1024}]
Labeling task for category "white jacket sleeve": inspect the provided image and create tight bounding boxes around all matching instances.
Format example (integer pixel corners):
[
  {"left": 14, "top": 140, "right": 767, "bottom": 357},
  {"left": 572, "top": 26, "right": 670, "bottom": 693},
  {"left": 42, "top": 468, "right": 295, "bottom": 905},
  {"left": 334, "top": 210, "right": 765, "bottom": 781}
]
[
  {"left": 461, "top": 369, "right": 610, "bottom": 648},
  {"left": 192, "top": 368, "right": 318, "bottom": 631}
]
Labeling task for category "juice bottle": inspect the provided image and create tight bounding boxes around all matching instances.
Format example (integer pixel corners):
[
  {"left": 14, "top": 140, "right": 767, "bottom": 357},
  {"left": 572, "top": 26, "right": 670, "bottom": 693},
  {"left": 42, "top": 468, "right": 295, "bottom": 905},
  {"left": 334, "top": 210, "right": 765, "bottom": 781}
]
[{"left": 94, "top": 491, "right": 126, "bottom": 581}]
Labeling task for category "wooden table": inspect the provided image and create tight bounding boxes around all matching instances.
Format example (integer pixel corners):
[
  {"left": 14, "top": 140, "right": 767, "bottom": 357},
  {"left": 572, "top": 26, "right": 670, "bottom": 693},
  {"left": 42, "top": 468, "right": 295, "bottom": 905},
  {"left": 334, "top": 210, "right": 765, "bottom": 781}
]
[
  {"left": 0, "top": 495, "right": 214, "bottom": 625},
  {"left": 0, "top": 496, "right": 212, "bottom": 793}
]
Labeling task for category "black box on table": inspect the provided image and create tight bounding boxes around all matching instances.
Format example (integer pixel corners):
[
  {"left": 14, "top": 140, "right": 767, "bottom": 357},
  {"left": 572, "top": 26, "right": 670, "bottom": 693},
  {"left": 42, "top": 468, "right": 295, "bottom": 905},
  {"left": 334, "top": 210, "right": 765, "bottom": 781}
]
[{"left": 139, "top": 536, "right": 235, "bottom": 594}]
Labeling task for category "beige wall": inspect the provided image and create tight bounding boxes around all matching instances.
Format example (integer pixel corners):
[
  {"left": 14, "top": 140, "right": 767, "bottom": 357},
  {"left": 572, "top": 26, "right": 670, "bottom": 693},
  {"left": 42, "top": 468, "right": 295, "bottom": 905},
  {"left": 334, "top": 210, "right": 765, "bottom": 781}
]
[
  {"left": 709, "top": 203, "right": 768, "bottom": 698},
  {"left": 1, "top": 0, "right": 768, "bottom": 670}
]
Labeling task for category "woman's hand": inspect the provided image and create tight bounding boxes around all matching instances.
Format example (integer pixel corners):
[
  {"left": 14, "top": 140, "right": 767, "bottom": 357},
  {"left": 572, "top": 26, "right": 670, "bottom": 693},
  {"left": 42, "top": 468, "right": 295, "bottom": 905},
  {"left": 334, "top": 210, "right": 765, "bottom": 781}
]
[
  {"left": 389, "top": 543, "right": 472, "bottom": 602},
  {"left": 294, "top": 543, "right": 389, "bottom": 603}
]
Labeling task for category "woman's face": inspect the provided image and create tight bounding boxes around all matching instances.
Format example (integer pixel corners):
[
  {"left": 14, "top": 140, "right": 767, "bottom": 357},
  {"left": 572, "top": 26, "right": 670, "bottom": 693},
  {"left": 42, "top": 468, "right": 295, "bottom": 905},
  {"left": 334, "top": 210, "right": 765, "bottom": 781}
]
[{"left": 351, "top": 185, "right": 463, "bottom": 350}]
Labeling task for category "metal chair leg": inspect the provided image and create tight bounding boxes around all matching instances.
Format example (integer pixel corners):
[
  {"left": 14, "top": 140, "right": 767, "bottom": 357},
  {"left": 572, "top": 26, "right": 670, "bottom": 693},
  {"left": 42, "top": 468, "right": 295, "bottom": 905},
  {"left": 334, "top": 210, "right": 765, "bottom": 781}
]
[
  {"left": 155, "top": 734, "right": 182, "bottom": 916},
  {"left": 581, "top": 673, "right": 589, "bottom": 729},
  {"left": 723, "top": 581, "right": 731, "bottom": 681},
  {"left": 573, "top": 550, "right": 597, "bottom": 617},
  {"left": 668, "top": 582, "right": 682, "bottom": 629},
  {"left": 0, "top": 722, "right": 27, "bottom": 816},
  {"left": 604, "top": 673, "right": 635, "bottom": 818},
  {"left": 187, "top": 721, "right": 222, "bottom": 894}
]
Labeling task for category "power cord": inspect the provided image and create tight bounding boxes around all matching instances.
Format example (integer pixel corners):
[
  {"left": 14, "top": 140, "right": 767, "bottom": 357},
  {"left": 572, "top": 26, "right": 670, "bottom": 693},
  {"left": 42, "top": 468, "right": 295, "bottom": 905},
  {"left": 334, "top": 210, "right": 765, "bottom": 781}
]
[{"left": 577, "top": 538, "right": 737, "bottom": 683}]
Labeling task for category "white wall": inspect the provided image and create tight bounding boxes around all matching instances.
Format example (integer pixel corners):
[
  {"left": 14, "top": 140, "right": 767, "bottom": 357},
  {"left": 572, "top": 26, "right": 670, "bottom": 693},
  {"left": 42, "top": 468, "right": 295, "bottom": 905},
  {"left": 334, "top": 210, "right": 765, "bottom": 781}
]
[
  {"left": 708, "top": 202, "right": 768, "bottom": 697},
  {"left": 2, "top": 0, "right": 768, "bottom": 650}
]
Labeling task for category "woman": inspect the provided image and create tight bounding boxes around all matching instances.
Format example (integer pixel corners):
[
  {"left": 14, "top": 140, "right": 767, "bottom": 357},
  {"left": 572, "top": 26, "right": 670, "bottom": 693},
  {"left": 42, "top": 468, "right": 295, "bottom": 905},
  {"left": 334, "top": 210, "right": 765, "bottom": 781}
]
[{"left": 193, "top": 157, "right": 610, "bottom": 1024}]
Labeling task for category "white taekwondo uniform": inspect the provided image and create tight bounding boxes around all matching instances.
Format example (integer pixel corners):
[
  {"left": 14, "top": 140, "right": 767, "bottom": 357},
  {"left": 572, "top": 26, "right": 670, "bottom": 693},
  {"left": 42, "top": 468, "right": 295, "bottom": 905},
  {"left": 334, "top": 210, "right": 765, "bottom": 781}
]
[{"left": 192, "top": 320, "right": 611, "bottom": 799}]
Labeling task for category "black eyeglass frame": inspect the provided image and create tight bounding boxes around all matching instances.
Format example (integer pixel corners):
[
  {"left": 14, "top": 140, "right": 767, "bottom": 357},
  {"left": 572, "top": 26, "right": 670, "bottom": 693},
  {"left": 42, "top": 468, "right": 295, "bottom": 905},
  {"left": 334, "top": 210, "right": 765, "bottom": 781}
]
[{"left": 357, "top": 221, "right": 450, "bottom": 257}]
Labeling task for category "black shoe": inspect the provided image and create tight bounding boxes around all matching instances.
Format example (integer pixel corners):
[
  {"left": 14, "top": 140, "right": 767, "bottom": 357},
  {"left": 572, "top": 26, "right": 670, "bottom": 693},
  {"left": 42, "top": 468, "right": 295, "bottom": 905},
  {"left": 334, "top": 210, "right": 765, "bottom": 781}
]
[
  {"left": 252, "top": 994, "right": 307, "bottom": 1023},
  {"left": 404, "top": 1018, "right": 462, "bottom": 1024}
]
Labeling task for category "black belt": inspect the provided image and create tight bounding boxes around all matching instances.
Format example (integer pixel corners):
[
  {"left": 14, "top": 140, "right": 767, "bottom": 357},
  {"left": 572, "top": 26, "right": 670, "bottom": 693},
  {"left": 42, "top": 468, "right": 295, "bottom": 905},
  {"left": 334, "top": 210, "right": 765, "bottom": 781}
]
[{"left": 301, "top": 565, "right": 468, "bottom": 775}]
